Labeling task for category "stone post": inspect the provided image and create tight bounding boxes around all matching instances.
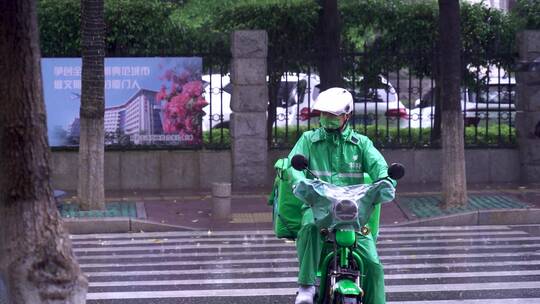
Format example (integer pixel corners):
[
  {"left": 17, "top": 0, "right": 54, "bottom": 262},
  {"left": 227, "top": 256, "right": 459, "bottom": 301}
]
[
  {"left": 230, "top": 30, "right": 268, "bottom": 189},
  {"left": 211, "top": 182, "right": 232, "bottom": 220},
  {"left": 516, "top": 30, "right": 540, "bottom": 184}
]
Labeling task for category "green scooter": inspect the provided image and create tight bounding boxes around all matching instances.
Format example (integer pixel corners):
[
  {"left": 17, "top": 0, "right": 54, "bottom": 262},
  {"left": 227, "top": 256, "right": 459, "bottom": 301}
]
[{"left": 291, "top": 154, "right": 404, "bottom": 304}]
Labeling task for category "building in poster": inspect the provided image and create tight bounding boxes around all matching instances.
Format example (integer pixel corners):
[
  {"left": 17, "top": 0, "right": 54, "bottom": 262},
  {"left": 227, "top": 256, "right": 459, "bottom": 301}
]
[
  {"left": 103, "top": 89, "right": 165, "bottom": 144},
  {"left": 41, "top": 57, "right": 205, "bottom": 147}
]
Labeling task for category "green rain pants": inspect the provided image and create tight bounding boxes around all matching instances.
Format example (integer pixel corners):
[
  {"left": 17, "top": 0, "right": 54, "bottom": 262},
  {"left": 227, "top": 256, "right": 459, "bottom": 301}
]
[{"left": 296, "top": 206, "right": 385, "bottom": 304}]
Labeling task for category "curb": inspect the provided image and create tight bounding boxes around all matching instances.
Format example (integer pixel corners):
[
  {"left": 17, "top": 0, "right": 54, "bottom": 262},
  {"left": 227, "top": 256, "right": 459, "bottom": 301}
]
[
  {"left": 63, "top": 208, "right": 540, "bottom": 234},
  {"left": 63, "top": 217, "right": 201, "bottom": 234},
  {"left": 62, "top": 201, "right": 202, "bottom": 234},
  {"left": 385, "top": 208, "right": 540, "bottom": 227}
]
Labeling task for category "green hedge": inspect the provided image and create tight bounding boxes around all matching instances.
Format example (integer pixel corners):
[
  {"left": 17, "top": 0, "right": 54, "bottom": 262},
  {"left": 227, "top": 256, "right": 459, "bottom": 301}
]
[
  {"left": 512, "top": 0, "right": 540, "bottom": 30},
  {"left": 38, "top": 0, "right": 185, "bottom": 57},
  {"left": 203, "top": 124, "right": 516, "bottom": 149}
]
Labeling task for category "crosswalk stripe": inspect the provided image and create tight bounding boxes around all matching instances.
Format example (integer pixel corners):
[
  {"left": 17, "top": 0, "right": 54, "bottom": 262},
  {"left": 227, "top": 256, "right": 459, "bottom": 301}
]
[
  {"left": 74, "top": 237, "right": 540, "bottom": 253},
  {"left": 383, "top": 259, "right": 540, "bottom": 269},
  {"left": 80, "top": 257, "right": 298, "bottom": 268},
  {"left": 83, "top": 259, "right": 540, "bottom": 275},
  {"left": 387, "top": 299, "right": 540, "bottom": 304},
  {"left": 88, "top": 270, "right": 540, "bottom": 288},
  {"left": 377, "top": 236, "right": 540, "bottom": 245},
  {"left": 75, "top": 250, "right": 297, "bottom": 260},
  {"left": 386, "top": 281, "right": 540, "bottom": 292},
  {"left": 385, "top": 269, "right": 540, "bottom": 280},
  {"left": 86, "top": 288, "right": 299, "bottom": 300},
  {"left": 377, "top": 243, "right": 540, "bottom": 252},
  {"left": 382, "top": 251, "right": 540, "bottom": 260},
  {"left": 89, "top": 277, "right": 299, "bottom": 287},
  {"left": 71, "top": 231, "right": 529, "bottom": 246},
  {"left": 380, "top": 225, "right": 513, "bottom": 232},
  {"left": 74, "top": 242, "right": 293, "bottom": 252},
  {"left": 76, "top": 249, "right": 540, "bottom": 262},
  {"left": 71, "top": 225, "right": 517, "bottom": 240},
  {"left": 79, "top": 251, "right": 540, "bottom": 268},
  {"left": 85, "top": 267, "right": 299, "bottom": 277},
  {"left": 86, "top": 281, "right": 540, "bottom": 300}
]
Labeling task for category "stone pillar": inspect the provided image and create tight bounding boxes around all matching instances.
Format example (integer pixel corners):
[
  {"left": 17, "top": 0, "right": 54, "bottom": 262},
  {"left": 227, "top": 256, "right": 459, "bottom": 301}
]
[
  {"left": 516, "top": 30, "right": 540, "bottom": 184},
  {"left": 211, "top": 182, "right": 232, "bottom": 220},
  {"left": 230, "top": 31, "right": 268, "bottom": 189}
]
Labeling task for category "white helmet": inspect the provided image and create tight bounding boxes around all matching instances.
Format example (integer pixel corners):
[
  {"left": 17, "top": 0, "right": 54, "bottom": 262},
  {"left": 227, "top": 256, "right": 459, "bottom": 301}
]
[{"left": 312, "top": 87, "right": 353, "bottom": 116}]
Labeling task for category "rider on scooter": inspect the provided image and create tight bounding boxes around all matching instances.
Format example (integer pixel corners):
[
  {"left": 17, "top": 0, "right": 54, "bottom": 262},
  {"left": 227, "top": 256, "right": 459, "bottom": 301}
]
[{"left": 289, "top": 87, "right": 391, "bottom": 304}]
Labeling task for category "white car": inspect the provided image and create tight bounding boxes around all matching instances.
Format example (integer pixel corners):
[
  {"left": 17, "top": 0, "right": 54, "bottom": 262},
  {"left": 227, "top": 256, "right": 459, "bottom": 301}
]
[
  {"left": 201, "top": 73, "right": 232, "bottom": 131},
  {"left": 201, "top": 73, "right": 409, "bottom": 131},
  {"left": 409, "top": 91, "right": 479, "bottom": 129},
  {"left": 266, "top": 74, "right": 410, "bottom": 131},
  {"left": 348, "top": 76, "right": 409, "bottom": 129},
  {"left": 409, "top": 75, "right": 515, "bottom": 129},
  {"left": 201, "top": 73, "right": 321, "bottom": 132},
  {"left": 468, "top": 76, "right": 516, "bottom": 125}
]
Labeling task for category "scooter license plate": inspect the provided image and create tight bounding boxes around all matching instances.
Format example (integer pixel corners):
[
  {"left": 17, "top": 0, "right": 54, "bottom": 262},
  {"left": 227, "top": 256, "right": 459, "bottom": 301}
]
[{"left": 343, "top": 297, "right": 357, "bottom": 304}]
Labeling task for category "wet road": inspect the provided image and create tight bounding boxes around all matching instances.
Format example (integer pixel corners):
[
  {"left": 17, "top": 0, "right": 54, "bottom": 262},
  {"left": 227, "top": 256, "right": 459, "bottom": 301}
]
[{"left": 72, "top": 224, "right": 540, "bottom": 304}]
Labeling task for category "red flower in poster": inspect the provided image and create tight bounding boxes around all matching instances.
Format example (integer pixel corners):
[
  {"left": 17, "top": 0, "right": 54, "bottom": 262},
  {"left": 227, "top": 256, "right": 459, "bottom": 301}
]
[
  {"left": 163, "top": 98, "right": 186, "bottom": 133},
  {"left": 182, "top": 81, "right": 203, "bottom": 98},
  {"left": 158, "top": 68, "right": 208, "bottom": 144},
  {"left": 192, "top": 96, "right": 209, "bottom": 112},
  {"left": 155, "top": 85, "right": 167, "bottom": 102}
]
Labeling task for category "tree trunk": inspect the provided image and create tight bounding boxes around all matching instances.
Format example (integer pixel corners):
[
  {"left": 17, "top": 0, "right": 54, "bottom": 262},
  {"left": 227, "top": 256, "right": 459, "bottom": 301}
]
[
  {"left": 431, "top": 47, "right": 442, "bottom": 145},
  {"left": 438, "top": 0, "right": 468, "bottom": 208},
  {"left": 0, "top": 0, "right": 88, "bottom": 302},
  {"left": 78, "top": 0, "right": 106, "bottom": 211},
  {"left": 316, "top": 0, "right": 342, "bottom": 90}
]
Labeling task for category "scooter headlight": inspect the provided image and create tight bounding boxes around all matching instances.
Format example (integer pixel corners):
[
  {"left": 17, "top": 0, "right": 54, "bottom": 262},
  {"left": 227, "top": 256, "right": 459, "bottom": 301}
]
[{"left": 333, "top": 199, "right": 358, "bottom": 221}]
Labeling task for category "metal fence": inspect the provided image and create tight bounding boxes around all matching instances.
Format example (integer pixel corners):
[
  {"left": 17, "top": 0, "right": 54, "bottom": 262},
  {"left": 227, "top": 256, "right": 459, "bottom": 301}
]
[{"left": 200, "top": 53, "right": 516, "bottom": 150}]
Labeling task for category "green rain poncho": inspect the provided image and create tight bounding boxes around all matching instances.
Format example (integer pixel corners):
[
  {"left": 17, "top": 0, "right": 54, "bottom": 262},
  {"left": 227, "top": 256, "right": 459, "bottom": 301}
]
[
  {"left": 284, "top": 126, "right": 392, "bottom": 304},
  {"left": 288, "top": 126, "right": 389, "bottom": 237}
]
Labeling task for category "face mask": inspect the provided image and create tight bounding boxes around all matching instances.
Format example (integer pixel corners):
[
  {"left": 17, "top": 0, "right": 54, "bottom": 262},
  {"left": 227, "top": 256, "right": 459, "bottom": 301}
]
[{"left": 320, "top": 115, "right": 342, "bottom": 130}]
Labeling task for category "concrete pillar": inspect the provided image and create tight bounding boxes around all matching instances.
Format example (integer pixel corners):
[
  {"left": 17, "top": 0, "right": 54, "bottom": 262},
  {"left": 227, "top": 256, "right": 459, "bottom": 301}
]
[
  {"left": 211, "top": 182, "right": 232, "bottom": 220},
  {"left": 516, "top": 30, "right": 540, "bottom": 184},
  {"left": 230, "top": 30, "right": 268, "bottom": 189}
]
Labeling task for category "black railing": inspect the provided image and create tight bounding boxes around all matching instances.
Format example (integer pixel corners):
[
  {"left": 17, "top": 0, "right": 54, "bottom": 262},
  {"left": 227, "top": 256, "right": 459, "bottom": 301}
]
[
  {"left": 262, "top": 53, "right": 517, "bottom": 149},
  {"left": 91, "top": 52, "right": 515, "bottom": 151},
  {"left": 47, "top": 50, "right": 517, "bottom": 151},
  {"left": 201, "top": 61, "right": 231, "bottom": 149}
]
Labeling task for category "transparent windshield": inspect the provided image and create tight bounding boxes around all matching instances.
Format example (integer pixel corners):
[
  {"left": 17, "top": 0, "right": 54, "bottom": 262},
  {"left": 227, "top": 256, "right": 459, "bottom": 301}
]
[{"left": 293, "top": 179, "right": 395, "bottom": 229}]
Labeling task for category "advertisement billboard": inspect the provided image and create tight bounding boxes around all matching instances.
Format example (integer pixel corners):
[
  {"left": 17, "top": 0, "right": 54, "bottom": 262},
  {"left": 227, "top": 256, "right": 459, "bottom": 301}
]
[{"left": 41, "top": 57, "right": 207, "bottom": 147}]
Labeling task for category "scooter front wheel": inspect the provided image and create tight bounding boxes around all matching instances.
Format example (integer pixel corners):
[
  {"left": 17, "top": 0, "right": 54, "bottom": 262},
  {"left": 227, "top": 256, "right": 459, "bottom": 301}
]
[{"left": 333, "top": 294, "right": 359, "bottom": 304}]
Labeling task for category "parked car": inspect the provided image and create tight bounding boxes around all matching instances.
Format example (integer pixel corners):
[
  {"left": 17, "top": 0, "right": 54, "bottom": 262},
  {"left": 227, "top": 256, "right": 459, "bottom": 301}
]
[
  {"left": 349, "top": 75, "right": 409, "bottom": 129},
  {"left": 409, "top": 88, "right": 479, "bottom": 129},
  {"left": 201, "top": 73, "right": 232, "bottom": 131},
  {"left": 200, "top": 73, "right": 320, "bottom": 132},
  {"left": 409, "top": 74, "right": 515, "bottom": 129},
  {"left": 278, "top": 75, "right": 409, "bottom": 131},
  {"left": 201, "top": 73, "right": 409, "bottom": 131},
  {"left": 468, "top": 76, "right": 516, "bottom": 125}
]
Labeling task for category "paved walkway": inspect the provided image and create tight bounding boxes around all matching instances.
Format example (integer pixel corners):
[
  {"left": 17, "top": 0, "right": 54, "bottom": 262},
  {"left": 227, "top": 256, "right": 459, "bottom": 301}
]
[{"left": 57, "top": 183, "right": 540, "bottom": 232}]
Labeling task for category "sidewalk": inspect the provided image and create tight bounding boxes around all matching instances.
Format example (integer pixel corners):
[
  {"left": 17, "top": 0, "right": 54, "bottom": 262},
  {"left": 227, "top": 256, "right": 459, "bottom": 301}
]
[{"left": 58, "top": 183, "right": 540, "bottom": 234}]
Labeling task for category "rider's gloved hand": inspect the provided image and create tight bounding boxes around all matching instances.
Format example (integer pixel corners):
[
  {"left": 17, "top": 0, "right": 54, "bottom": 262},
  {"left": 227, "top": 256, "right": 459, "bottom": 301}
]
[
  {"left": 374, "top": 176, "right": 397, "bottom": 188},
  {"left": 291, "top": 176, "right": 308, "bottom": 191}
]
